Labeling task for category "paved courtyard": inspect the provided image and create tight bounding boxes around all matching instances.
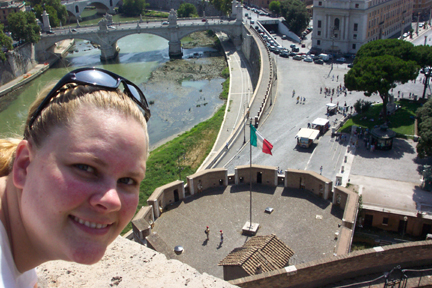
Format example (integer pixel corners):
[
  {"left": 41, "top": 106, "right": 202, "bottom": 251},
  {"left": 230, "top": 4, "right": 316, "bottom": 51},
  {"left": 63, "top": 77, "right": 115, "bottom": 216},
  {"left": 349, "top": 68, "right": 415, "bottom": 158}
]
[{"left": 152, "top": 184, "right": 344, "bottom": 279}]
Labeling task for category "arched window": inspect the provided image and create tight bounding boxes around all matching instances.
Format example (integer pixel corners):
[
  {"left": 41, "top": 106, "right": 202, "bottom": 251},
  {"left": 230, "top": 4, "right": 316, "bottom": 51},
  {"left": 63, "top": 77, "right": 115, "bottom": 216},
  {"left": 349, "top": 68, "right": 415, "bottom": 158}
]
[
  {"left": 75, "top": 5, "right": 79, "bottom": 13},
  {"left": 334, "top": 18, "right": 340, "bottom": 30}
]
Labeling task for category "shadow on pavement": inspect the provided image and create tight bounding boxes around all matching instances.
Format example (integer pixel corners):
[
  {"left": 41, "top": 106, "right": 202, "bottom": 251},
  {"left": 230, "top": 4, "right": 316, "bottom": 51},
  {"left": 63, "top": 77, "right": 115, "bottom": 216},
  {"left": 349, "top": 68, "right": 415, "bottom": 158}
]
[
  {"left": 355, "top": 138, "right": 416, "bottom": 160},
  {"left": 281, "top": 188, "right": 333, "bottom": 211}
]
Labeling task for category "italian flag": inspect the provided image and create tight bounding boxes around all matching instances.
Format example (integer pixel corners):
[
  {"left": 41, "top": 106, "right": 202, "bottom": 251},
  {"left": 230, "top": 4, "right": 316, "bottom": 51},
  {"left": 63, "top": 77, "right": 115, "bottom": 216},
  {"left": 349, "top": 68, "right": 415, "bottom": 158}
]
[{"left": 250, "top": 123, "right": 273, "bottom": 155}]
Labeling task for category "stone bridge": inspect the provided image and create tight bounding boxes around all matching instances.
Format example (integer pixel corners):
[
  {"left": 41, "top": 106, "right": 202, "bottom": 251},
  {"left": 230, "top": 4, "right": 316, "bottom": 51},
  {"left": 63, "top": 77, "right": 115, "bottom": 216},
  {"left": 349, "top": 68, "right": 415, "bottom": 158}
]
[{"left": 36, "top": 5, "right": 244, "bottom": 61}]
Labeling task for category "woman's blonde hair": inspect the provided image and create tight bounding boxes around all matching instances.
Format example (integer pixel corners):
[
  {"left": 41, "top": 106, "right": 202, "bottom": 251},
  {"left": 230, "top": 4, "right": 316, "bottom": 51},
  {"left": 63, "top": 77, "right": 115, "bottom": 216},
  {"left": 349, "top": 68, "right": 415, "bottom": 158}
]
[{"left": 0, "top": 84, "right": 149, "bottom": 177}]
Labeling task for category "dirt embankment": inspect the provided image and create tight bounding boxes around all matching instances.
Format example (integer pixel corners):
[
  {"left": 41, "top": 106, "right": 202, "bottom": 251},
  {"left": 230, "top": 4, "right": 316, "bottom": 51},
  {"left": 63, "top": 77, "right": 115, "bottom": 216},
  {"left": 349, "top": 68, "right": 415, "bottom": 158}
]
[{"left": 147, "top": 31, "right": 227, "bottom": 84}]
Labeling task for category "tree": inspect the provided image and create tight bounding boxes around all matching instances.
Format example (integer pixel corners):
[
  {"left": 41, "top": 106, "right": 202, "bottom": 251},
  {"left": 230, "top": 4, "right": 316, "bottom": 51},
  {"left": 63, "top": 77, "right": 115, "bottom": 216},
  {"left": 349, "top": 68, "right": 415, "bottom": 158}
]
[
  {"left": 122, "top": 0, "right": 148, "bottom": 17},
  {"left": 177, "top": 3, "right": 197, "bottom": 18},
  {"left": 345, "top": 54, "right": 418, "bottom": 121},
  {"left": 7, "top": 11, "right": 40, "bottom": 44},
  {"left": 31, "top": 0, "right": 67, "bottom": 27},
  {"left": 269, "top": 1, "right": 281, "bottom": 16},
  {"left": 416, "top": 98, "right": 432, "bottom": 158},
  {"left": 209, "top": 0, "right": 231, "bottom": 16},
  {"left": 0, "top": 24, "right": 13, "bottom": 61},
  {"left": 280, "top": 0, "right": 309, "bottom": 36}
]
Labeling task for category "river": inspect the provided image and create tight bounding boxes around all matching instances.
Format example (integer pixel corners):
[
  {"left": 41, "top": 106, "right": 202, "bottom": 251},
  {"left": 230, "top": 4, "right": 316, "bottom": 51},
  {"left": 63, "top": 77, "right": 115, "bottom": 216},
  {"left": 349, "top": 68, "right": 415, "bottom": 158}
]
[{"left": 0, "top": 34, "right": 225, "bottom": 148}]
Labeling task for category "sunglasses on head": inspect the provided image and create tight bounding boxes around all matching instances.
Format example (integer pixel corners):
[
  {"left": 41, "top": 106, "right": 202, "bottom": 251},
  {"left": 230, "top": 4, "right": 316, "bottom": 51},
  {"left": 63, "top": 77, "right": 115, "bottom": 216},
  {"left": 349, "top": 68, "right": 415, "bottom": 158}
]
[{"left": 28, "top": 67, "right": 151, "bottom": 130}]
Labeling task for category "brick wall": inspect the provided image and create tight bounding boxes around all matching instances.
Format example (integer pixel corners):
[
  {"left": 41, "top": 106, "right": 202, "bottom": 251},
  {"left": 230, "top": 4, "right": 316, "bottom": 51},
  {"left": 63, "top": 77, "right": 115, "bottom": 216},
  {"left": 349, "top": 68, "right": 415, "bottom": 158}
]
[
  {"left": 187, "top": 168, "right": 228, "bottom": 195},
  {"left": 230, "top": 241, "right": 432, "bottom": 288},
  {"left": 285, "top": 169, "right": 332, "bottom": 200}
]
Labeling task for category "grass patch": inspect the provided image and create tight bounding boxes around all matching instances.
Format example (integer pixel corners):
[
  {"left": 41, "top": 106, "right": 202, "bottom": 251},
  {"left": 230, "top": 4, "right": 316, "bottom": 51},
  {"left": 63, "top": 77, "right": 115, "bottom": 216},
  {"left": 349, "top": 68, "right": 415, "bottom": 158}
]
[
  {"left": 351, "top": 241, "right": 375, "bottom": 251},
  {"left": 339, "top": 100, "right": 421, "bottom": 137},
  {"left": 220, "top": 77, "right": 230, "bottom": 100}
]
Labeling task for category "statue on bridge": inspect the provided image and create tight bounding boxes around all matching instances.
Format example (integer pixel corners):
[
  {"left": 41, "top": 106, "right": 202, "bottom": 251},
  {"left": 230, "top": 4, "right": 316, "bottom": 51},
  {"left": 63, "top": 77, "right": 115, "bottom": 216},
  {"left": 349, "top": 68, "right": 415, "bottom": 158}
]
[
  {"left": 168, "top": 9, "right": 177, "bottom": 26},
  {"left": 98, "top": 14, "right": 113, "bottom": 31},
  {"left": 104, "top": 13, "right": 113, "bottom": 25}
]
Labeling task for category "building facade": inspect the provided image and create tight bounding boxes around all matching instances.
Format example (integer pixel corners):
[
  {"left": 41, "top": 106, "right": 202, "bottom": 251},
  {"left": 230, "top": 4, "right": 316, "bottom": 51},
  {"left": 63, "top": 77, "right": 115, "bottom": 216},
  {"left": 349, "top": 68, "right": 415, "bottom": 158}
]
[
  {"left": 0, "top": 0, "right": 25, "bottom": 25},
  {"left": 312, "top": 0, "right": 413, "bottom": 55}
]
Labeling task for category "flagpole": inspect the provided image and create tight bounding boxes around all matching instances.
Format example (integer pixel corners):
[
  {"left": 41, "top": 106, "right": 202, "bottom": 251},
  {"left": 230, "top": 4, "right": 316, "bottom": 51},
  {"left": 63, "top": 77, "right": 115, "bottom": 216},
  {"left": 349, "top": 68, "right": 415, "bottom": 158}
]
[{"left": 249, "top": 119, "right": 252, "bottom": 228}]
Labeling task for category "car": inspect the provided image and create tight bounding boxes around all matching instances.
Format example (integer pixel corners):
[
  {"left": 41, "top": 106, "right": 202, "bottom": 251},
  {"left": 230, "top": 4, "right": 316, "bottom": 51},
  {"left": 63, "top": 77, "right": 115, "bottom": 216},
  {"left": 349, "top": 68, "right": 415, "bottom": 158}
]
[
  {"left": 336, "top": 57, "right": 346, "bottom": 62},
  {"left": 314, "top": 59, "right": 324, "bottom": 64},
  {"left": 71, "top": 29, "right": 77, "bottom": 32},
  {"left": 281, "top": 35, "right": 287, "bottom": 40},
  {"left": 292, "top": 47, "right": 299, "bottom": 52},
  {"left": 162, "top": 21, "right": 169, "bottom": 25},
  {"left": 47, "top": 30, "right": 55, "bottom": 34},
  {"left": 289, "top": 52, "right": 297, "bottom": 57},
  {"left": 290, "top": 44, "right": 296, "bottom": 48},
  {"left": 245, "top": 13, "right": 249, "bottom": 17},
  {"left": 247, "top": 16, "right": 252, "bottom": 19},
  {"left": 293, "top": 55, "right": 303, "bottom": 61},
  {"left": 201, "top": 18, "right": 207, "bottom": 22},
  {"left": 250, "top": 20, "right": 255, "bottom": 24},
  {"left": 280, "top": 51, "right": 289, "bottom": 58},
  {"left": 108, "top": 25, "right": 116, "bottom": 29},
  {"left": 303, "top": 57, "right": 313, "bottom": 62},
  {"left": 347, "top": 63, "right": 354, "bottom": 68}
]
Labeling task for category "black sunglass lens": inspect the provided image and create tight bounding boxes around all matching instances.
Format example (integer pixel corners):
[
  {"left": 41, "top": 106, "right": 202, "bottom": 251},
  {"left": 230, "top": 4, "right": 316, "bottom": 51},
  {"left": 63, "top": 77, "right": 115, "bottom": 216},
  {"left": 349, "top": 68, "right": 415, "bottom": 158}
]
[
  {"left": 126, "top": 83, "right": 144, "bottom": 103},
  {"left": 75, "top": 70, "right": 119, "bottom": 87}
]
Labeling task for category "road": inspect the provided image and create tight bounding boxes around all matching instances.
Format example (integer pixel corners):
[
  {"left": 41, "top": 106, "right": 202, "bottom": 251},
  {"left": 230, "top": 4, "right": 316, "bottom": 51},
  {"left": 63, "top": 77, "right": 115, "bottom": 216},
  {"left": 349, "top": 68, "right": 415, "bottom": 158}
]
[{"left": 216, "top": 11, "right": 428, "bottom": 184}]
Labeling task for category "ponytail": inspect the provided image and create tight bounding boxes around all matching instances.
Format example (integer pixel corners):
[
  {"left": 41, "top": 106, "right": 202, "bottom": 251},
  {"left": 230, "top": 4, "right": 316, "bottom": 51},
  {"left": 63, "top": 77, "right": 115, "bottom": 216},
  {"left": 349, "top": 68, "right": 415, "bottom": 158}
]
[{"left": 0, "top": 138, "right": 21, "bottom": 177}]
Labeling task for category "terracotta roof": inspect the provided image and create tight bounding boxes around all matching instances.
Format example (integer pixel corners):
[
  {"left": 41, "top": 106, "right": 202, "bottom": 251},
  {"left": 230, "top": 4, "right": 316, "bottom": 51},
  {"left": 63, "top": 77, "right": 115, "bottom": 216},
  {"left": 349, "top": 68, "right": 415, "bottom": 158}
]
[{"left": 218, "top": 234, "right": 294, "bottom": 276}]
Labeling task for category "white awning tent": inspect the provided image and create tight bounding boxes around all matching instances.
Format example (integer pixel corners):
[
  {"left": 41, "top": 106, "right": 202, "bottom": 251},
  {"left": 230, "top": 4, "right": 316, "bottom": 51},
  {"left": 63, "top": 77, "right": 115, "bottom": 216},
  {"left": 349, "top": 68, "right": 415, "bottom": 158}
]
[
  {"left": 295, "top": 128, "right": 320, "bottom": 141},
  {"left": 326, "top": 103, "right": 337, "bottom": 109},
  {"left": 312, "top": 118, "right": 329, "bottom": 127}
]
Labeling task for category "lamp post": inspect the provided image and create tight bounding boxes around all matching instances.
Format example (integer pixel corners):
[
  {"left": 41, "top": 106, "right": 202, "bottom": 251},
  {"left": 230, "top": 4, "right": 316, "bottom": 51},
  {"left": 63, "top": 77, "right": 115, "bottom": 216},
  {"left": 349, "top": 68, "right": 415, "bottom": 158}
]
[
  {"left": 402, "top": 216, "right": 408, "bottom": 238},
  {"left": 417, "top": 12, "right": 420, "bottom": 35}
]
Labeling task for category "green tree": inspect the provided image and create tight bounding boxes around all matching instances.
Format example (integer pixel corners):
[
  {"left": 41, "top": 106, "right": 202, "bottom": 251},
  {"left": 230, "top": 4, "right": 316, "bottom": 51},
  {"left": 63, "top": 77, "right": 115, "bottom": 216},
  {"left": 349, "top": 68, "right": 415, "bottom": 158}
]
[
  {"left": 354, "top": 39, "right": 416, "bottom": 63},
  {"left": 122, "top": 0, "right": 148, "bottom": 17},
  {"left": 7, "top": 11, "right": 40, "bottom": 44},
  {"left": 0, "top": 24, "right": 13, "bottom": 61},
  {"left": 416, "top": 98, "right": 432, "bottom": 158},
  {"left": 280, "top": 0, "right": 309, "bottom": 36},
  {"left": 177, "top": 3, "right": 197, "bottom": 18},
  {"left": 269, "top": 1, "right": 281, "bottom": 16},
  {"left": 345, "top": 54, "right": 418, "bottom": 121},
  {"left": 31, "top": 0, "right": 67, "bottom": 27},
  {"left": 209, "top": 0, "right": 231, "bottom": 16}
]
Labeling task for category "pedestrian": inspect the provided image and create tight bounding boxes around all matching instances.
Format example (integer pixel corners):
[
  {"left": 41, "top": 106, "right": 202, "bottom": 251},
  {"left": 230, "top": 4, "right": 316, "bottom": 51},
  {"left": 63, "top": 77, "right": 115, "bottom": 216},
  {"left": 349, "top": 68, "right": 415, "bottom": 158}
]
[
  {"left": 296, "top": 96, "right": 299, "bottom": 103},
  {"left": 337, "top": 75, "right": 339, "bottom": 81},
  {"left": 220, "top": 230, "right": 224, "bottom": 245},
  {"left": 320, "top": 166, "right": 323, "bottom": 175},
  {"left": 205, "top": 226, "right": 210, "bottom": 240},
  {"left": 330, "top": 96, "right": 333, "bottom": 103},
  {"left": 320, "top": 87, "right": 322, "bottom": 94},
  {"left": 0, "top": 67, "right": 151, "bottom": 286}
]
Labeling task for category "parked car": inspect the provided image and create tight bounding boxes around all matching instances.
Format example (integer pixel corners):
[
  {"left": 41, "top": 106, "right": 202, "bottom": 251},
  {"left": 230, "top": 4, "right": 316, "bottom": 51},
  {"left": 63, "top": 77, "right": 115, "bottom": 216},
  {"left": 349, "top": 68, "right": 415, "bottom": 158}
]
[
  {"left": 292, "top": 47, "right": 300, "bottom": 52},
  {"left": 250, "top": 20, "right": 255, "bottom": 24},
  {"left": 71, "top": 29, "right": 77, "bottom": 32},
  {"left": 347, "top": 63, "right": 354, "bottom": 68},
  {"left": 162, "top": 21, "right": 169, "bottom": 25},
  {"left": 303, "top": 57, "right": 313, "bottom": 62},
  {"left": 280, "top": 51, "right": 289, "bottom": 58},
  {"left": 293, "top": 55, "right": 303, "bottom": 61},
  {"left": 290, "top": 44, "right": 296, "bottom": 48},
  {"left": 201, "top": 18, "right": 207, "bottom": 22},
  {"left": 289, "top": 52, "right": 297, "bottom": 57},
  {"left": 314, "top": 59, "right": 324, "bottom": 64},
  {"left": 47, "top": 30, "right": 55, "bottom": 34},
  {"left": 336, "top": 57, "right": 346, "bottom": 62},
  {"left": 281, "top": 35, "right": 287, "bottom": 40}
]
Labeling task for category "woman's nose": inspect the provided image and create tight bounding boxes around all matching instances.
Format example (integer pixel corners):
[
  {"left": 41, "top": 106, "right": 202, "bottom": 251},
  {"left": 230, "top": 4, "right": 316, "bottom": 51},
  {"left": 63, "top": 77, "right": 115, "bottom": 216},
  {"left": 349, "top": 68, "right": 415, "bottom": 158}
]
[{"left": 89, "top": 185, "right": 122, "bottom": 212}]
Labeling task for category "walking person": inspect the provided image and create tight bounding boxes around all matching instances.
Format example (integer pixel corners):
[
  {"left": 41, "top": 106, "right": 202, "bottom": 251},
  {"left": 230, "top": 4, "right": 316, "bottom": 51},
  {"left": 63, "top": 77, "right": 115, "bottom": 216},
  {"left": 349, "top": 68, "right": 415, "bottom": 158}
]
[
  {"left": 220, "top": 230, "right": 223, "bottom": 246},
  {"left": 205, "top": 226, "right": 210, "bottom": 240},
  {"left": 320, "top": 166, "right": 323, "bottom": 175}
]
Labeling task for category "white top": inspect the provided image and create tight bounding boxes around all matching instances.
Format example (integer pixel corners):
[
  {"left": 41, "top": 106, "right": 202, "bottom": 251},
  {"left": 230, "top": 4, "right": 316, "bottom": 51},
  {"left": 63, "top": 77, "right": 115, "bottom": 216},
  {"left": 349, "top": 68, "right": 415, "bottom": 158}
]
[
  {"left": 0, "top": 221, "right": 37, "bottom": 288},
  {"left": 295, "top": 128, "right": 320, "bottom": 140},
  {"left": 312, "top": 118, "right": 330, "bottom": 126}
]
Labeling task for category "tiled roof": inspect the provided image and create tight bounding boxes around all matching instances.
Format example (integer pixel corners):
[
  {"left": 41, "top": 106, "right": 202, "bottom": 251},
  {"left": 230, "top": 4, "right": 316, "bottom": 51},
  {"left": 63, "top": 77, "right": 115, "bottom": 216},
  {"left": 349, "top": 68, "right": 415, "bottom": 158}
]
[{"left": 218, "top": 234, "right": 294, "bottom": 276}]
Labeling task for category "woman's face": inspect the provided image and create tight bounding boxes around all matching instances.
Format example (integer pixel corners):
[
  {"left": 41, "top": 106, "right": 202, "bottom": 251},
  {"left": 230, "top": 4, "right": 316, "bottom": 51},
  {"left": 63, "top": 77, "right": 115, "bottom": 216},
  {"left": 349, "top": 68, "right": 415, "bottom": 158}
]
[{"left": 17, "top": 105, "right": 148, "bottom": 265}]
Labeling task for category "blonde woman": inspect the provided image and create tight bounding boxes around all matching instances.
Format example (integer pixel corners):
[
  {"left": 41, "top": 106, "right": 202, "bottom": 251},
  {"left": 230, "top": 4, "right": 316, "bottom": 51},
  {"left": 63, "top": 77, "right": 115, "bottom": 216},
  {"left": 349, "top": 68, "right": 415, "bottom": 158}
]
[{"left": 0, "top": 68, "right": 150, "bottom": 287}]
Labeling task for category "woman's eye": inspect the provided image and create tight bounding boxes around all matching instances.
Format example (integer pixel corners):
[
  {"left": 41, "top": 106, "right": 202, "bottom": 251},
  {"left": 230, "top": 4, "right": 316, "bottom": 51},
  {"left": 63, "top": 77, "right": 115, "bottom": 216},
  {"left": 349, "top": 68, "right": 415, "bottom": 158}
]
[
  {"left": 119, "top": 178, "right": 135, "bottom": 185},
  {"left": 75, "top": 164, "right": 95, "bottom": 173}
]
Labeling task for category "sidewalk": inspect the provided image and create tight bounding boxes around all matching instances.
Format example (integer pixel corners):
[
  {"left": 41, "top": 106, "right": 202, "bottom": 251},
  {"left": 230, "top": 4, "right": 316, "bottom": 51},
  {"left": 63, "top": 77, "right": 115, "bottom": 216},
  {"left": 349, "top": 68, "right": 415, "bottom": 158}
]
[{"left": 0, "top": 39, "right": 74, "bottom": 97}]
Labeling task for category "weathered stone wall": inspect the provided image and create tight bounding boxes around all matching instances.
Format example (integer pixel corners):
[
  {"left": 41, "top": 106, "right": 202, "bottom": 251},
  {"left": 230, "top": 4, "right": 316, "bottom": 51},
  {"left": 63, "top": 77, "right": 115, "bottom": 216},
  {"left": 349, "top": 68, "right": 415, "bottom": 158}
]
[
  {"left": 0, "top": 43, "right": 36, "bottom": 86},
  {"left": 241, "top": 26, "right": 260, "bottom": 91}
]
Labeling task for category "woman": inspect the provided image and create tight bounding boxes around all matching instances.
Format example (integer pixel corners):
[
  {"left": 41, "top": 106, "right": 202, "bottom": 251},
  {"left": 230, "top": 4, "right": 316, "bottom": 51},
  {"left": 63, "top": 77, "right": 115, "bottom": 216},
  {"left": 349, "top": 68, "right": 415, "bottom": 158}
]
[{"left": 0, "top": 68, "right": 151, "bottom": 287}]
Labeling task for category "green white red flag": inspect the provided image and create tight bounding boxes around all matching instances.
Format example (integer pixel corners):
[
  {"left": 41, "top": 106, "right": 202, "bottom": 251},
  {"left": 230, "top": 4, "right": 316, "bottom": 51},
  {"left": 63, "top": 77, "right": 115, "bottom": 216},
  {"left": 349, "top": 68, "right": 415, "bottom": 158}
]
[{"left": 250, "top": 123, "right": 273, "bottom": 155}]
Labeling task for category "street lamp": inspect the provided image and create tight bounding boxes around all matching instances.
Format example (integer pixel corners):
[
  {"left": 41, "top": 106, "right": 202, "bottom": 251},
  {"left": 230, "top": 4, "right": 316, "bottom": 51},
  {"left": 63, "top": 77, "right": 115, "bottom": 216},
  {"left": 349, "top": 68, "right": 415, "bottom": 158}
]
[{"left": 402, "top": 216, "right": 408, "bottom": 238}]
